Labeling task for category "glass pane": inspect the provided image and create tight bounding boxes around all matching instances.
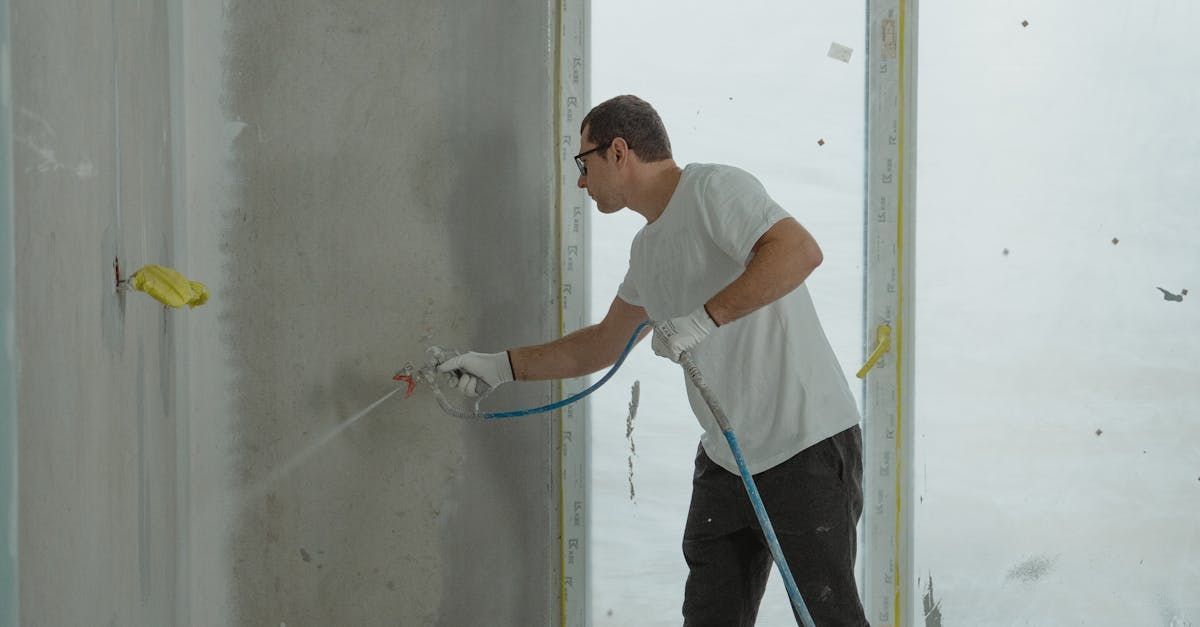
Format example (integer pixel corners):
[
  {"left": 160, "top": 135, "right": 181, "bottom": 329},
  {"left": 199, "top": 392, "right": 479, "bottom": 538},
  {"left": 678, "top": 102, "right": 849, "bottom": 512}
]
[
  {"left": 914, "top": 3, "right": 1200, "bottom": 625},
  {"left": 590, "top": 3, "right": 867, "bottom": 625}
]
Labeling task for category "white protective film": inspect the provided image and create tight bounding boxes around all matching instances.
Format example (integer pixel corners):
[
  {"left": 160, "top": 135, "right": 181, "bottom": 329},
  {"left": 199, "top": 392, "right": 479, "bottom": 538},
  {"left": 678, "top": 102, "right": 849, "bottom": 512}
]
[
  {"left": 589, "top": 3, "right": 866, "bottom": 625},
  {"left": 914, "top": 3, "right": 1200, "bottom": 625}
]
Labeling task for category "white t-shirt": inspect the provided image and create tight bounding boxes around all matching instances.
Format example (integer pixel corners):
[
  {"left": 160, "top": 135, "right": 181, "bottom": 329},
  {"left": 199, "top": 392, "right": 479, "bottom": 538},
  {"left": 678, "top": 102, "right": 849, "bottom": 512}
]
[{"left": 617, "top": 163, "right": 861, "bottom": 474}]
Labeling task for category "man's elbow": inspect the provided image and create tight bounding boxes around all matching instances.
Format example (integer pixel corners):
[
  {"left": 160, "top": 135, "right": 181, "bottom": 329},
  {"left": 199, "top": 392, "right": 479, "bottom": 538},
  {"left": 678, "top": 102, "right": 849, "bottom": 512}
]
[
  {"left": 797, "top": 237, "right": 823, "bottom": 280},
  {"left": 806, "top": 240, "right": 824, "bottom": 270}
]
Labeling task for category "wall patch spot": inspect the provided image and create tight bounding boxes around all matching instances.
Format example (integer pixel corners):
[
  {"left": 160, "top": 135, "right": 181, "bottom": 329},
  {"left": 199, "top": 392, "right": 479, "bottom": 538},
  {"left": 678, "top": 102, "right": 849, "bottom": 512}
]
[
  {"left": 1007, "top": 555, "right": 1057, "bottom": 583},
  {"left": 626, "top": 381, "right": 641, "bottom": 502}
]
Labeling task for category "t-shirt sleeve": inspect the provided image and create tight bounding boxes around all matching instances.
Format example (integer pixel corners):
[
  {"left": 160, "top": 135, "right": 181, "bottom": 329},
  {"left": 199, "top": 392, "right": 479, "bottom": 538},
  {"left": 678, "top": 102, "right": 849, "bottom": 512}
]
[
  {"left": 616, "top": 265, "right": 641, "bottom": 306},
  {"left": 698, "top": 166, "right": 792, "bottom": 265}
]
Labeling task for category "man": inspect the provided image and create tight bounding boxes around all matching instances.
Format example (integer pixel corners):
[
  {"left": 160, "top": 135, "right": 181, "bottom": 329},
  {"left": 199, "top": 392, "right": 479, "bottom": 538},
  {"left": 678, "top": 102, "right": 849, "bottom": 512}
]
[{"left": 438, "top": 95, "right": 868, "bottom": 626}]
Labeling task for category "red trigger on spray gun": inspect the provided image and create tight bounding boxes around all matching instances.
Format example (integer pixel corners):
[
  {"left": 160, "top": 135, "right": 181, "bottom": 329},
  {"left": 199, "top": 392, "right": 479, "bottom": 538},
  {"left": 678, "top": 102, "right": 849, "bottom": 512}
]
[{"left": 392, "top": 372, "right": 416, "bottom": 398}]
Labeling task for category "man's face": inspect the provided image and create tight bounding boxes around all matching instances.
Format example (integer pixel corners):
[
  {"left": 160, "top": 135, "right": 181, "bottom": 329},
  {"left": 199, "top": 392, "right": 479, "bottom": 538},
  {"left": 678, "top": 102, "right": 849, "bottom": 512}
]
[{"left": 575, "top": 130, "right": 623, "bottom": 214}]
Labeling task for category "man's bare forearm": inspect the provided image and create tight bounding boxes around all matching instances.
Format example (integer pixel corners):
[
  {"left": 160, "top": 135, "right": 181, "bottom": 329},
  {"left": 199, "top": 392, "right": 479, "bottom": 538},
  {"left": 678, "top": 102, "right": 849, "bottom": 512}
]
[{"left": 508, "top": 324, "right": 619, "bottom": 382}]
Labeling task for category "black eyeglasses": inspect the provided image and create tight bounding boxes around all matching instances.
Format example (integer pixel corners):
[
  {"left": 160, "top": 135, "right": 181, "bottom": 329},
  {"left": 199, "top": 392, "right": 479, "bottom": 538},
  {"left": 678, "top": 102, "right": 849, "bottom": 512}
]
[{"left": 573, "top": 142, "right": 611, "bottom": 176}]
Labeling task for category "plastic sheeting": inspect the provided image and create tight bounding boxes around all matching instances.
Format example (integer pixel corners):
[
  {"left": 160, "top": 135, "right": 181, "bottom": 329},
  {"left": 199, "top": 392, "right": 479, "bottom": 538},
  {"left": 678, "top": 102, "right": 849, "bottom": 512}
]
[{"left": 912, "top": 4, "right": 1200, "bottom": 624}]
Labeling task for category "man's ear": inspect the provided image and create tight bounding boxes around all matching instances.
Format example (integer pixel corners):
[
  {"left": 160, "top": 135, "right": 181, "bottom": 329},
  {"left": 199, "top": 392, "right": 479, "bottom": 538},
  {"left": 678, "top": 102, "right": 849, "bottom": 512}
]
[{"left": 611, "top": 137, "right": 629, "bottom": 165}]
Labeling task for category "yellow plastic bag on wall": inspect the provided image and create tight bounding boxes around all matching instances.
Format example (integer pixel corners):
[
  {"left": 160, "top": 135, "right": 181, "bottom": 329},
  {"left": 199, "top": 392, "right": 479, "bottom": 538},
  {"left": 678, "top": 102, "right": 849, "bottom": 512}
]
[{"left": 129, "top": 265, "right": 209, "bottom": 309}]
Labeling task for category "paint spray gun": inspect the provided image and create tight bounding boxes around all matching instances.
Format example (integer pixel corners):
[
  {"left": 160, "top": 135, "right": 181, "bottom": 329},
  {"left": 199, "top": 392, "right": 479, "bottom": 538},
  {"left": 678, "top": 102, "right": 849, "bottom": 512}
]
[{"left": 392, "top": 346, "right": 492, "bottom": 419}]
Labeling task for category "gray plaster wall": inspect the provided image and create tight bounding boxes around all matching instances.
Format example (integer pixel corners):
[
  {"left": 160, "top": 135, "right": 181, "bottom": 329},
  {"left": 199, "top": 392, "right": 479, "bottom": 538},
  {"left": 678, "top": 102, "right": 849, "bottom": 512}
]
[
  {"left": 12, "top": 1, "right": 565, "bottom": 625},
  {"left": 12, "top": 1, "right": 178, "bottom": 625}
]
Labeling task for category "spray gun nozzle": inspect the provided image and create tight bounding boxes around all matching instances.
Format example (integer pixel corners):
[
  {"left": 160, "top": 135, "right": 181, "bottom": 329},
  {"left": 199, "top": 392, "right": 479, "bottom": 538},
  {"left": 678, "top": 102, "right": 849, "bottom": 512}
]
[{"left": 393, "top": 365, "right": 417, "bottom": 398}]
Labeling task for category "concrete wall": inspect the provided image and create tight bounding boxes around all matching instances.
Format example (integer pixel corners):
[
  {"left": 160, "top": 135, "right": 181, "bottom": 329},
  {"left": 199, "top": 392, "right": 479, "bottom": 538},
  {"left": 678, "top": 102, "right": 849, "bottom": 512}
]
[{"left": 12, "top": 1, "right": 565, "bottom": 625}]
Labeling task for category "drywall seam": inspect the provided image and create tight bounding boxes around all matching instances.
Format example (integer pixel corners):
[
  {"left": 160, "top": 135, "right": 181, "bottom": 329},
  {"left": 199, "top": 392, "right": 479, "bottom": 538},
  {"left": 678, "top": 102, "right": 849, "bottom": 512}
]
[
  {"left": 165, "top": 0, "right": 190, "bottom": 623},
  {"left": 176, "top": 0, "right": 234, "bottom": 623},
  {"left": 0, "top": 2, "right": 19, "bottom": 624}
]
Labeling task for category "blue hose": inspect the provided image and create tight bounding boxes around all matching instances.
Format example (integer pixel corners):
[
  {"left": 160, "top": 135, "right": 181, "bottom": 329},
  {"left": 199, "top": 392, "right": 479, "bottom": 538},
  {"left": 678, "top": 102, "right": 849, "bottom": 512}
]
[
  {"left": 478, "top": 320, "right": 651, "bottom": 420},
  {"left": 679, "top": 351, "right": 816, "bottom": 627},
  {"left": 720, "top": 428, "right": 817, "bottom": 627}
]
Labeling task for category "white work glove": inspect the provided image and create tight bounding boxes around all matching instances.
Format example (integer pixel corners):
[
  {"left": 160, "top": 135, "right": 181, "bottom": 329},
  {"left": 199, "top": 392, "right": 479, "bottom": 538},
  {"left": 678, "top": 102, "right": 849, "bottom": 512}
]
[
  {"left": 652, "top": 305, "right": 718, "bottom": 363},
  {"left": 436, "top": 351, "right": 514, "bottom": 397}
]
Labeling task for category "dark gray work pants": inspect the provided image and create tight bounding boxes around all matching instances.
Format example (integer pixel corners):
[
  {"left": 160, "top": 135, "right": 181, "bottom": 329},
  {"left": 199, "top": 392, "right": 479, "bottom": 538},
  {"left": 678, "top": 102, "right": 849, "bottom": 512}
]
[{"left": 681, "top": 425, "right": 869, "bottom": 627}]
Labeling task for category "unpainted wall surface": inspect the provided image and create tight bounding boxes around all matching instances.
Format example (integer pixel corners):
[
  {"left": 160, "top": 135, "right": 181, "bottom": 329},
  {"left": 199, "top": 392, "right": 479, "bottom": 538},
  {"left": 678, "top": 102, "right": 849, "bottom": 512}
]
[
  {"left": 12, "top": 1, "right": 178, "bottom": 625},
  {"left": 216, "top": 2, "right": 559, "bottom": 625},
  {"left": 13, "top": 0, "right": 565, "bottom": 625}
]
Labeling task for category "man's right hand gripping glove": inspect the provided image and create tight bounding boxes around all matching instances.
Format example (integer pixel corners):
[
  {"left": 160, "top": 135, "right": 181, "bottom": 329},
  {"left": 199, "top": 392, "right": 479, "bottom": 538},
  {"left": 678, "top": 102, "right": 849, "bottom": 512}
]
[{"left": 436, "top": 351, "right": 514, "bottom": 397}]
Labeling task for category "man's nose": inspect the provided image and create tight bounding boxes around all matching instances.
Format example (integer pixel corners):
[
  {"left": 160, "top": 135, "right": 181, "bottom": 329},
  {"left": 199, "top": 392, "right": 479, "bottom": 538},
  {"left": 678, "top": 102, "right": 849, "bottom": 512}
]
[{"left": 576, "top": 174, "right": 587, "bottom": 189}]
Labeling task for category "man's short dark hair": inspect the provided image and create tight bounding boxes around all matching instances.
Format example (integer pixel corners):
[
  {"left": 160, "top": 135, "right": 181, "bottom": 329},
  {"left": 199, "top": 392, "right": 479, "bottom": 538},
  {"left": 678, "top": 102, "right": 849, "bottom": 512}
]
[{"left": 581, "top": 95, "right": 672, "bottom": 162}]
